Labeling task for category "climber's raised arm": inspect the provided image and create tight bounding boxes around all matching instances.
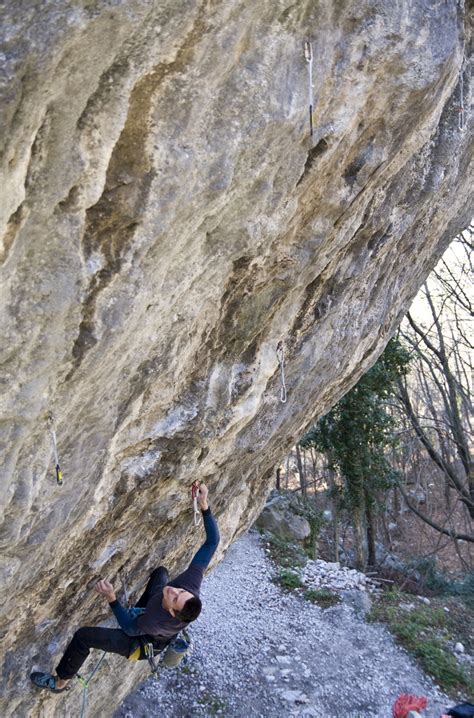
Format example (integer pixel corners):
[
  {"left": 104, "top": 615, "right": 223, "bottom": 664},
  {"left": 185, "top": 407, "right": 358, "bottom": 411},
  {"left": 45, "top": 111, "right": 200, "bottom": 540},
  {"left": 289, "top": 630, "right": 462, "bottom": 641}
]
[{"left": 188, "top": 483, "right": 220, "bottom": 570}]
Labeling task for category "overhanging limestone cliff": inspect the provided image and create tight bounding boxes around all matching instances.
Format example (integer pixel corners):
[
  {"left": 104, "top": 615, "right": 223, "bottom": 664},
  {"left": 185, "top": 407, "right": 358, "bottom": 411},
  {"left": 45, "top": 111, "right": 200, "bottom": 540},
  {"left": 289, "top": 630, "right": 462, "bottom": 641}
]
[{"left": 0, "top": 1, "right": 472, "bottom": 715}]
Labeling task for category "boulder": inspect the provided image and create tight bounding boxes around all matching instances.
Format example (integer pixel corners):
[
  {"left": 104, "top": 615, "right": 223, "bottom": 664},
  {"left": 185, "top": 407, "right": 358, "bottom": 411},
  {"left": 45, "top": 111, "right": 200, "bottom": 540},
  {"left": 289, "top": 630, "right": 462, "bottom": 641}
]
[
  {"left": 341, "top": 589, "right": 373, "bottom": 616},
  {"left": 375, "top": 542, "right": 405, "bottom": 572},
  {"left": 256, "top": 504, "right": 311, "bottom": 542}
]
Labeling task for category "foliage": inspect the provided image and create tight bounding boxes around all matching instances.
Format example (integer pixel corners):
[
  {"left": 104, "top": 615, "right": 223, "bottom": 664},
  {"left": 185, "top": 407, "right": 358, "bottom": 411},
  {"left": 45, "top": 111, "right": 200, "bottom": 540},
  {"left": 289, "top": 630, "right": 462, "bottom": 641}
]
[
  {"left": 301, "top": 337, "right": 411, "bottom": 566},
  {"left": 453, "top": 572, "right": 474, "bottom": 608},
  {"left": 409, "top": 556, "right": 454, "bottom": 594},
  {"left": 273, "top": 568, "right": 303, "bottom": 591},
  {"left": 265, "top": 533, "right": 308, "bottom": 568},
  {"left": 413, "top": 639, "right": 466, "bottom": 690},
  {"left": 301, "top": 338, "right": 410, "bottom": 503},
  {"left": 369, "top": 591, "right": 473, "bottom": 695},
  {"left": 304, "top": 588, "right": 341, "bottom": 609}
]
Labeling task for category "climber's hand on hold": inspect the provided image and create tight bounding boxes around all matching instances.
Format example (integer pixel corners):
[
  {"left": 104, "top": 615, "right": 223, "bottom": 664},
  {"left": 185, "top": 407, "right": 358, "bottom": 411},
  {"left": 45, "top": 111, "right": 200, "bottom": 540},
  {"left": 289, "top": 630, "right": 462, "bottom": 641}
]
[
  {"left": 198, "top": 482, "right": 209, "bottom": 511},
  {"left": 95, "top": 578, "right": 116, "bottom": 603}
]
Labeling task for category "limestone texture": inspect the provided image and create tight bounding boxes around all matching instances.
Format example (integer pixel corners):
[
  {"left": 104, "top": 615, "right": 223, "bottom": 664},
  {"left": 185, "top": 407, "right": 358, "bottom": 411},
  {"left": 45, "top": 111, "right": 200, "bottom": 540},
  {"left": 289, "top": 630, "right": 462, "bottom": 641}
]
[{"left": 0, "top": 1, "right": 472, "bottom": 716}]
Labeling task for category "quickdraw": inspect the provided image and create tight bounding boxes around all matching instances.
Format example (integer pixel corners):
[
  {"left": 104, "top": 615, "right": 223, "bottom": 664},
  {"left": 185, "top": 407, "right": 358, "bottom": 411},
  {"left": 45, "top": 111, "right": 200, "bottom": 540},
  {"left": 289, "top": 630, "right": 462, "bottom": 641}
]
[
  {"left": 304, "top": 40, "right": 314, "bottom": 137},
  {"left": 458, "top": 67, "right": 465, "bottom": 131},
  {"left": 144, "top": 642, "right": 159, "bottom": 674},
  {"left": 191, "top": 481, "right": 202, "bottom": 527},
  {"left": 47, "top": 412, "right": 63, "bottom": 485},
  {"left": 276, "top": 341, "right": 287, "bottom": 404}
]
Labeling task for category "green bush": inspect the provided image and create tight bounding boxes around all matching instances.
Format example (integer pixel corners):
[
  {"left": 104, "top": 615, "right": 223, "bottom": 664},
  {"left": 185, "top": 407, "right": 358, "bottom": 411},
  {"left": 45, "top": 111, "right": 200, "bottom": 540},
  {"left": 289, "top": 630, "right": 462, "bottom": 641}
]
[
  {"left": 414, "top": 639, "right": 468, "bottom": 691},
  {"left": 409, "top": 556, "right": 451, "bottom": 593},
  {"left": 274, "top": 569, "right": 303, "bottom": 591},
  {"left": 369, "top": 595, "right": 472, "bottom": 694}
]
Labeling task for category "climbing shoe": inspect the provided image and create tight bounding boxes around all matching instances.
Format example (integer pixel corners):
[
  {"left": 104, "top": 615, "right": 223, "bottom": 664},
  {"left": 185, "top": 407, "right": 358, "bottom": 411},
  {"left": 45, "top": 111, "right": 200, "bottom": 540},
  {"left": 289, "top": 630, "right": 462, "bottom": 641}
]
[{"left": 30, "top": 671, "right": 66, "bottom": 693}]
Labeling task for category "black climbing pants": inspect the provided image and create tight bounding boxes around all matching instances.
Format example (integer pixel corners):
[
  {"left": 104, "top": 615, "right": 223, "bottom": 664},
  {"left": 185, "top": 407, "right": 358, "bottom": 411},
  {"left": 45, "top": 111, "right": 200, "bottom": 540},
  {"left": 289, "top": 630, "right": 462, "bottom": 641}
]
[{"left": 56, "top": 566, "right": 169, "bottom": 680}]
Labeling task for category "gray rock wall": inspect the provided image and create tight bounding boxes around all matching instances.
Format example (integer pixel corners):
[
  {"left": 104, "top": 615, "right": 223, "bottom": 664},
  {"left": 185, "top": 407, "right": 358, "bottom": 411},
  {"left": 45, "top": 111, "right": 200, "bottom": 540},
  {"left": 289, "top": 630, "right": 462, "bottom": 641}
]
[{"left": 0, "top": 1, "right": 472, "bottom": 715}]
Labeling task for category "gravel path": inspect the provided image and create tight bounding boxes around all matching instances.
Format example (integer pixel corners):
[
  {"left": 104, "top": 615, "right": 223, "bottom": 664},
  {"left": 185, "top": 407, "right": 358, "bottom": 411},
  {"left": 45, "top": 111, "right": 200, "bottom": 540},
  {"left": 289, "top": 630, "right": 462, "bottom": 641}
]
[{"left": 114, "top": 531, "right": 450, "bottom": 718}]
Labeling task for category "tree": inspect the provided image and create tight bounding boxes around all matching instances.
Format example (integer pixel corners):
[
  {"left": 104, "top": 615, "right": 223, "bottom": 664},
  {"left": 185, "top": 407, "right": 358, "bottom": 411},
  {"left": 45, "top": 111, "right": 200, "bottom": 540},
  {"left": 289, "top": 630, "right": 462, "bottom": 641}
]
[
  {"left": 301, "top": 338, "right": 411, "bottom": 569},
  {"left": 395, "top": 231, "right": 473, "bottom": 541}
]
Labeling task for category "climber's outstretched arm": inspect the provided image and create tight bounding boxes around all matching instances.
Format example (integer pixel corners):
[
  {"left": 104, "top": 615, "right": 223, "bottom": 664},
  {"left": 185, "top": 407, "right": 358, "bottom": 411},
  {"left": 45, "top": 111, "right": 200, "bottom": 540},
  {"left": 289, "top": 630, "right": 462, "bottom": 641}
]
[
  {"left": 163, "top": 483, "right": 220, "bottom": 592},
  {"left": 189, "top": 505, "right": 220, "bottom": 569},
  {"left": 180, "top": 482, "right": 220, "bottom": 570}
]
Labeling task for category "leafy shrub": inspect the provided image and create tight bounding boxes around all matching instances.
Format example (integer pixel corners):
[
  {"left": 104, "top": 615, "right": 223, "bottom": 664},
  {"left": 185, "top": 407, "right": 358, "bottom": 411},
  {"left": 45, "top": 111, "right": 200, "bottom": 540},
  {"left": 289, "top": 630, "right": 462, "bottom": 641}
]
[
  {"left": 369, "top": 594, "right": 472, "bottom": 694},
  {"left": 274, "top": 569, "right": 303, "bottom": 591}
]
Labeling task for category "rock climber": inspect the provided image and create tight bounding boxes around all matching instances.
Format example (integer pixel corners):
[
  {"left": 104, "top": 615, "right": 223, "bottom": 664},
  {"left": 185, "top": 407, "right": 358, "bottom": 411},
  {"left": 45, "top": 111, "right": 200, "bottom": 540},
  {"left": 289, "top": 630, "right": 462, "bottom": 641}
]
[{"left": 31, "top": 482, "right": 219, "bottom": 693}]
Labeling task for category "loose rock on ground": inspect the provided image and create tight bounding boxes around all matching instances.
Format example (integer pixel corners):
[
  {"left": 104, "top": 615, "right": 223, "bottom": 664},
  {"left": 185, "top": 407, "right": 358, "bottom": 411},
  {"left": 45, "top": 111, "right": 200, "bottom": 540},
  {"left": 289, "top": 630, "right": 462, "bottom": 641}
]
[
  {"left": 300, "top": 558, "right": 376, "bottom": 594},
  {"left": 115, "top": 531, "right": 451, "bottom": 718}
]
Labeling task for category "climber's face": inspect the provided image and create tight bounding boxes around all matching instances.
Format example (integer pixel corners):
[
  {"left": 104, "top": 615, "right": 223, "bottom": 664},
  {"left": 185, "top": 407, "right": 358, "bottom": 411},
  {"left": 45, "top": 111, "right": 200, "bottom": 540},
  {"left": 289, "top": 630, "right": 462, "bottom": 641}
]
[{"left": 162, "top": 585, "right": 194, "bottom": 617}]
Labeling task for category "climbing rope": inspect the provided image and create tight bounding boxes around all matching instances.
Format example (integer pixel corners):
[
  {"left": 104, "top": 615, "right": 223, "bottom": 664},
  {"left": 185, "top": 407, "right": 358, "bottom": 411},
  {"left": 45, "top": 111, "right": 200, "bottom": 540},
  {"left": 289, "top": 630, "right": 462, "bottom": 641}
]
[
  {"left": 458, "top": 66, "right": 465, "bottom": 131},
  {"left": 77, "top": 651, "right": 107, "bottom": 718},
  {"left": 191, "top": 481, "right": 202, "bottom": 527},
  {"left": 304, "top": 40, "right": 314, "bottom": 136},
  {"left": 47, "top": 412, "right": 63, "bottom": 485},
  {"left": 276, "top": 341, "right": 287, "bottom": 404}
]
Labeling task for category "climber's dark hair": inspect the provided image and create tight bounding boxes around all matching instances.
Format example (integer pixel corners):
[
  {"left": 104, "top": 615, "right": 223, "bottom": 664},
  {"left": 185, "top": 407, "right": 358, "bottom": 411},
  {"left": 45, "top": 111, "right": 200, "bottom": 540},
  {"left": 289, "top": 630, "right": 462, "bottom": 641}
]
[{"left": 175, "top": 596, "right": 202, "bottom": 623}]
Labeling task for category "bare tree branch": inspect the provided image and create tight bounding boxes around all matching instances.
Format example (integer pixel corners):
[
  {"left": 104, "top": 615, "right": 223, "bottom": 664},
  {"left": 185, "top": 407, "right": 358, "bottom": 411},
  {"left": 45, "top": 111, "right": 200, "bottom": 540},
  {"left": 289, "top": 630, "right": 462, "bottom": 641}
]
[{"left": 395, "top": 478, "right": 474, "bottom": 543}]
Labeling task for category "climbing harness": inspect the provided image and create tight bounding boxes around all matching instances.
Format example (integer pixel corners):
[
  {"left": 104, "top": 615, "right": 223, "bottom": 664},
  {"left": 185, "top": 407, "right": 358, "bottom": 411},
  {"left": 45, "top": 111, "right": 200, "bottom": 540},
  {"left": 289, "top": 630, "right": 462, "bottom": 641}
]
[
  {"left": 47, "top": 412, "right": 63, "bottom": 485},
  {"left": 191, "top": 481, "right": 202, "bottom": 527},
  {"left": 276, "top": 341, "right": 287, "bottom": 404},
  {"left": 142, "top": 630, "right": 192, "bottom": 674},
  {"left": 77, "top": 651, "right": 107, "bottom": 718},
  {"left": 304, "top": 40, "right": 314, "bottom": 136},
  {"left": 76, "top": 634, "right": 191, "bottom": 715},
  {"left": 458, "top": 67, "right": 465, "bottom": 131}
]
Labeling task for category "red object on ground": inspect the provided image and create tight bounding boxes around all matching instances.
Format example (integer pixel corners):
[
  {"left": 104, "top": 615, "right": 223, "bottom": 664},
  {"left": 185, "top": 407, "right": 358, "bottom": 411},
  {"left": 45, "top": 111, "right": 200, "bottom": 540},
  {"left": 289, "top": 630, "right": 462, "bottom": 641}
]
[{"left": 392, "top": 694, "right": 428, "bottom": 718}]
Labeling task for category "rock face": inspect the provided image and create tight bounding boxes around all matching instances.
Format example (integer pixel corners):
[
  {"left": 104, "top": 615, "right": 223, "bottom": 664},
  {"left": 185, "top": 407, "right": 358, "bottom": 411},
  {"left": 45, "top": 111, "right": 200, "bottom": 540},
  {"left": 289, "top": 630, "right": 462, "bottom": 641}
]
[{"left": 0, "top": 1, "right": 472, "bottom": 716}]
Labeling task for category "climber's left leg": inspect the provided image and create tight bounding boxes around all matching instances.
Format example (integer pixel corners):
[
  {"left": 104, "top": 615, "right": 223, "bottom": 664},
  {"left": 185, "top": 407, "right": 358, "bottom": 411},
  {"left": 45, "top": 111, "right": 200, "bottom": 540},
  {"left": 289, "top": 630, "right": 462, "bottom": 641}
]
[{"left": 55, "top": 626, "right": 136, "bottom": 681}]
